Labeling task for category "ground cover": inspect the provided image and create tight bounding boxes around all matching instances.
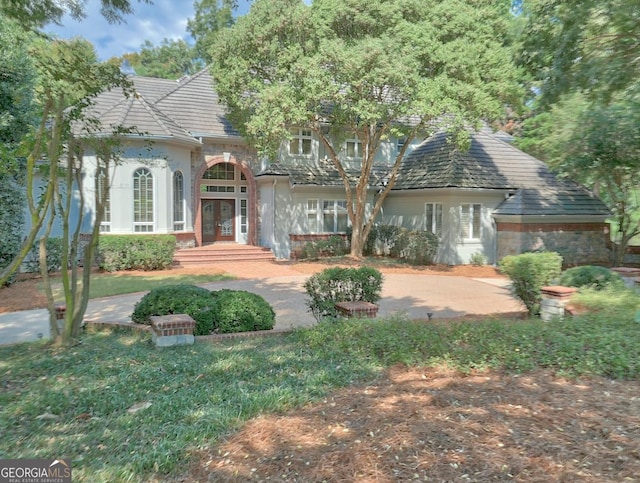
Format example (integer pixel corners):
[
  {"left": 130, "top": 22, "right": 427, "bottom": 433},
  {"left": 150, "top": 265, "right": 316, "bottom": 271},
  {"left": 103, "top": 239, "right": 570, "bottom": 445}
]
[{"left": 1, "top": 299, "right": 639, "bottom": 482}]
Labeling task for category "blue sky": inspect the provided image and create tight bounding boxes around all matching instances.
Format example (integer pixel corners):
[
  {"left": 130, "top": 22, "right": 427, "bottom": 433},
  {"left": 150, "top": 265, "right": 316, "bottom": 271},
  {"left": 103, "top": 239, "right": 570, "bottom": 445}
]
[{"left": 45, "top": 0, "right": 254, "bottom": 61}]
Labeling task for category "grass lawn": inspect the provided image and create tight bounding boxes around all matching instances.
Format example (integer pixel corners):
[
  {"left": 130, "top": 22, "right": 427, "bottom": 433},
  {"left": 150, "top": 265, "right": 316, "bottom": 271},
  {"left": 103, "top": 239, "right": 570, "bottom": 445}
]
[
  {"left": 47, "top": 272, "right": 234, "bottom": 300},
  {"left": 1, "top": 287, "right": 639, "bottom": 482}
]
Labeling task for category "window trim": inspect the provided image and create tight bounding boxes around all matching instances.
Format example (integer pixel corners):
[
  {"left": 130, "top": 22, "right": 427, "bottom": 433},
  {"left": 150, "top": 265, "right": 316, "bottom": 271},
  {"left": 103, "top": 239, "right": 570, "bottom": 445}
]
[
  {"left": 173, "top": 170, "right": 185, "bottom": 232},
  {"left": 289, "top": 128, "right": 313, "bottom": 156},
  {"left": 461, "top": 203, "right": 482, "bottom": 240},
  {"left": 133, "top": 167, "right": 154, "bottom": 233},
  {"left": 322, "top": 199, "right": 349, "bottom": 233},
  {"left": 425, "top": 202, "right": 443, "bottom": 237}
]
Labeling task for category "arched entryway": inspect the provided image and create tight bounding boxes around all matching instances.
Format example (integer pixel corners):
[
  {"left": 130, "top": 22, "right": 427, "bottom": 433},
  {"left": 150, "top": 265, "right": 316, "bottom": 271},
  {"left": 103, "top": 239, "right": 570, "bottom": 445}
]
[{"left": 194, "top": 155, "right": 257, "bottom": 247}]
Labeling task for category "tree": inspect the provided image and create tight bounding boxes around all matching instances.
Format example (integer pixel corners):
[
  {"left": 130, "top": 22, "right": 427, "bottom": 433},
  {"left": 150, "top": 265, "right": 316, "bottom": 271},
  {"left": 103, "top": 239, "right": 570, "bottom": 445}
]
[
  {"left": 0, "top": 0, "right": 151, "bottom": 29},
  {"left": 211, "top": 0, "right": 521, "bottom": 258},
  {"left": 0, "top": 15, "right": 36, "bottom": 284},
  {"left": 518, "top": 0, "right": 640, "bottom": 106},
  {"left": 0, "top": 37, "right": 135, "bottom": 345},
  {"left": 517, "top": 89, "right": 640, "bottom": 265},
  {"left": 108, "top": 39, "right": 204, "bottom": 79},
  {"left": 187, "top": 0, "right": 237, "bottom": 63}
]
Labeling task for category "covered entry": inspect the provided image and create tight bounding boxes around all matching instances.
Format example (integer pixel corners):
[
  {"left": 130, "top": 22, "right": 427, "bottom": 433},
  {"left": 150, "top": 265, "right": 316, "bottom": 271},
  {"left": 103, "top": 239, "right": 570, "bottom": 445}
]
[{"left": 201, "top": 199, "right": 235, "bottom": 242}]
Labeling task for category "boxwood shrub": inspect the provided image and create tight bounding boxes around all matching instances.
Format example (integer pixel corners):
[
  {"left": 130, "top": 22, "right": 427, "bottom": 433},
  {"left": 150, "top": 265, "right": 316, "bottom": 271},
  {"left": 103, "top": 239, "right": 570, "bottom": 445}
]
[
  {"left": 210, "top": 289, "right": 275, "bottom": 333},
  {"left": 97, "top": 235, "right": 176, "bottom": 272},
  {"left": 131, "top": 285, "right": 275, "bottom": 335},
  {"left": 132, "top": 284, "right": 217, "bottom": 335},
  {"left": 304, "top": 266, "right": 383, "bottom": 321},
  {"left": 558, "top": 266, "right": 625, "bottom": 291}
]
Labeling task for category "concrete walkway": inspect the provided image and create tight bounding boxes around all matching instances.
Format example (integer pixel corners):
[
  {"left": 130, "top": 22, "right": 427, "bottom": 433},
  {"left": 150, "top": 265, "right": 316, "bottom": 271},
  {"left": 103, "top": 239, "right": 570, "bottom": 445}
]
[{"left": 0, "top": 274, "right": 522, "bottom": 346}]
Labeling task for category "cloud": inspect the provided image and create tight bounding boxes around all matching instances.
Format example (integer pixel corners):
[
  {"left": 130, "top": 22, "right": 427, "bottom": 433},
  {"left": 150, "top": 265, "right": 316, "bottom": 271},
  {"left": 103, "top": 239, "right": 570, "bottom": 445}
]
[{"left": 44, "top": 0, "right": 195, "bottom": 60}]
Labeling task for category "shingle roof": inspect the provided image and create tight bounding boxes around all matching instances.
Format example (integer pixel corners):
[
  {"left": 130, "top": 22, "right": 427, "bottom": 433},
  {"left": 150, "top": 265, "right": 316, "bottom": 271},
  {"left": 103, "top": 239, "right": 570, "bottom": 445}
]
[
  {"left": 153, "top": 69, "right": 240, "bottom": 138},
  {"left": 395, "top": 130, "right": 610, "bottom": 217},
  {"left": 258, "top": 158, "right": 385, "bottom": 187}
]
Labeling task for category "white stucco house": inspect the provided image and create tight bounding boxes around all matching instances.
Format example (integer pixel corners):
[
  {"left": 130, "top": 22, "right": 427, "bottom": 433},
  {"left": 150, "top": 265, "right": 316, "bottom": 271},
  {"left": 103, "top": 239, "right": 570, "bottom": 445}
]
[{"left": 72, "top": 69, "right": 611, "bottom": 266}]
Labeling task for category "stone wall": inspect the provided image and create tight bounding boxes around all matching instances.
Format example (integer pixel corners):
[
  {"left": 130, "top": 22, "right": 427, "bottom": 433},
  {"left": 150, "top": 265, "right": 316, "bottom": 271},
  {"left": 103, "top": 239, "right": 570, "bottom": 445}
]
[{"left": 496, "top": 222, "right": 610, "bottom": 266}]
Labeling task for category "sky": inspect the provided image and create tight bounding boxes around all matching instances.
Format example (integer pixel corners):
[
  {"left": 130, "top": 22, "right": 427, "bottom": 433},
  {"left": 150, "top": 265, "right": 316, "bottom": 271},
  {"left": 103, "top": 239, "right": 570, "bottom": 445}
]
[{"left": 45, "top": 0, "right": 254, "bottom": 61}]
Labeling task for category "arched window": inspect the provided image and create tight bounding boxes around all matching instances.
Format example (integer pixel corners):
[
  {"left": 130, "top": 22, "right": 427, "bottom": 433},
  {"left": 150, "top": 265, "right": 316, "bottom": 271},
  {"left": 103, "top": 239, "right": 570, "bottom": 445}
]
[
  {"left": 133, "top": 168, "right": 153, "bottom": 232},
  {"left": 173, "top": 171, "right": 185, "bottom": 231}
]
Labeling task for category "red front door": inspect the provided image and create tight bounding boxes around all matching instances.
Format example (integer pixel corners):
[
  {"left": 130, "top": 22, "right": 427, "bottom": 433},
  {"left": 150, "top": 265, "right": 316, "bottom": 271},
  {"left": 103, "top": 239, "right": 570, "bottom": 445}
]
[{"left": 202, "top": 199, "right": 235, "bottom": 243}]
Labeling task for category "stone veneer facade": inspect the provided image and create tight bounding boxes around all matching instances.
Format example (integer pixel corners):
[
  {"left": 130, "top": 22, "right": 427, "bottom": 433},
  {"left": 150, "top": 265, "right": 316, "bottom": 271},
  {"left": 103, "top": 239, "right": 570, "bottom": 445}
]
[{"left": 496, "top": 222, "right": 611, "bottom": 266}]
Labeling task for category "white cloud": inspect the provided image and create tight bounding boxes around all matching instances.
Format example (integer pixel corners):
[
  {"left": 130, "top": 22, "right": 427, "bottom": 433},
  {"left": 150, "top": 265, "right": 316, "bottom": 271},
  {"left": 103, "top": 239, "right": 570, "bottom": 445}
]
[{"left": 45, "top": 0, "right": 196, "bottom": 60}]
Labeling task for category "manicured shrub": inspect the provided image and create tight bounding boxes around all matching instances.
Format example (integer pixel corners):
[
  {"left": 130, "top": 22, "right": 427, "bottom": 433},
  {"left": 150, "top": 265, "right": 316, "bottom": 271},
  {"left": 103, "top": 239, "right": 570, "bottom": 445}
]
[
  {"left": 299, "top": 235, "right": 348, "bottom": 260},
  {"left": 470, "top": 251, "right": 488, "bottom": 266},
  {"left": 97, "top": 235, "right": 176, "bottom": 271},
  {"left": 558, "top": 266, "right": 625, "bottom": 291},
  {"left": 362, "top": 225, "right": 438, "bottom": 265},
  {"left": 131, "top": 284, "right": 217, "bottom": 335},
  {"left": 210, "top": 289, "right": 275, "bottom": 333},
  {"left": 304, "top": 266, "right": 383, "bottom": 321},
  {"left": 499, "top": 251, "right": 563, "bottom": 316}
]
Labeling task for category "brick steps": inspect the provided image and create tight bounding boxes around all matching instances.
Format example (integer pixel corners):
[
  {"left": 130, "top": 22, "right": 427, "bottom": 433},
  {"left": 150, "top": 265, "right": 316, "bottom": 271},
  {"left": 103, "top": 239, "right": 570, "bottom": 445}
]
[{"left": 173, "top": 244, "right": 275, "bottom": 266}]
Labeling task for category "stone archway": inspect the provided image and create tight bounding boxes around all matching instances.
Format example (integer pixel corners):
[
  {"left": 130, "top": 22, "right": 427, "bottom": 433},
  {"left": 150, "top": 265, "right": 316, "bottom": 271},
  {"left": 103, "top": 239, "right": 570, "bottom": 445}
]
[{"left": 194, "top": 155, "right": 257, "bottom": 247}]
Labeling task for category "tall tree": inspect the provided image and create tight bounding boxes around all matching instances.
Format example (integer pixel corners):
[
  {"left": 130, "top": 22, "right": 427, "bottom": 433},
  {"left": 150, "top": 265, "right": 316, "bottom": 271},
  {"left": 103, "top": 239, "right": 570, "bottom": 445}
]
[
  {"left": 0, "top": 37, "right": 136, "bottom": 345},
  {"left": 211, "top": 0, "right": 521, "bottom": 258},
  {"left": 0, "top": 14, "right": 36, "bottom": 284},
  {"left": 519, "top": 0, "right": 640, "bottom": 106},
  {"left": 187, "top": 0, "right": 238, "bottom": 63},
  {"left": 517, "top": 89, "right": 640, "bottom": 265},
  {"left": 108, "top": 39, "right": 204, "bottom": 79},
  {"left": 0, "top": 0, "right": 151, "bottom": 28}
]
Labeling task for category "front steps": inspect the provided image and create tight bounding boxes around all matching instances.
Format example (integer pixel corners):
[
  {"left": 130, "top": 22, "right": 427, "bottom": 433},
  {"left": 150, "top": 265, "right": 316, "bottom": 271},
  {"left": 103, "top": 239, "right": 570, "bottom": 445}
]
[{"left": 173, "top": 244, "right": 276, "bottom": 266}]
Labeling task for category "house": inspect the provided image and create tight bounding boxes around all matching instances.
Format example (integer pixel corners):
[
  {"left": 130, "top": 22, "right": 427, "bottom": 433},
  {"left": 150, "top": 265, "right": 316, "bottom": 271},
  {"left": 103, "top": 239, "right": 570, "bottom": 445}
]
[{"left": 71, "top": 68, "right": 611, "bottom": 266}]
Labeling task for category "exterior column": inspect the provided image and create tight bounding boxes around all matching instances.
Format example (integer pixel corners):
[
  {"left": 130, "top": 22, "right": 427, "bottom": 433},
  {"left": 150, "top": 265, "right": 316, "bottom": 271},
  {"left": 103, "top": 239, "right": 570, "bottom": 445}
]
[{"left": 540, "top": 286, "right": 578, "bottom": 322}]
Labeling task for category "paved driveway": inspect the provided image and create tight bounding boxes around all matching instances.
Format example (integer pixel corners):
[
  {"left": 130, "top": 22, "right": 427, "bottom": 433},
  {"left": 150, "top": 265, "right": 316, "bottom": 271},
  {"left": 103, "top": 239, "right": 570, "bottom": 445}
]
[{"left": 0, "top": 273, "right": 522, "bottom": 346}]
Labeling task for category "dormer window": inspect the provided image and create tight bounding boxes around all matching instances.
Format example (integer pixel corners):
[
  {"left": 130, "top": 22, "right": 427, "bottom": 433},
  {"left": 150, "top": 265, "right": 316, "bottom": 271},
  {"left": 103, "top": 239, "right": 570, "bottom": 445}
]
[
  {"left": 345, "top": 135, "right": 363, "bottom": 159},
  {"left": 289, "top": 128, "right": 312, "bottom": 156}
]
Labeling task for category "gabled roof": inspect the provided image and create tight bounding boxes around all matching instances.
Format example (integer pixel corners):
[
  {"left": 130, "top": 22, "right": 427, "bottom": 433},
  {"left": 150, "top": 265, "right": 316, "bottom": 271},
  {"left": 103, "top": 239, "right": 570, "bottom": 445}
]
[{"left": 394, "top": 130, "right": 610, "bottom": 217}]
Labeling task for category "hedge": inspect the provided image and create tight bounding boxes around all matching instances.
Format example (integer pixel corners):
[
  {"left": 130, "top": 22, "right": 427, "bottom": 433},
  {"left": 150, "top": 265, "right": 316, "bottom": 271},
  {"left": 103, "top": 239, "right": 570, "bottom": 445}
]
[{"left": 97, "top": 235, "right": 176, "bottom": 271}]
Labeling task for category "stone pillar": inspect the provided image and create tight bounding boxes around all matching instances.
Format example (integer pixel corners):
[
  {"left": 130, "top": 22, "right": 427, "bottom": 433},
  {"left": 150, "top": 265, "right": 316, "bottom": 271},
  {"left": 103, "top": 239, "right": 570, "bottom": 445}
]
[
  {"left": 611, "top": 267, "right": 640, "bottom": 289},
  {"left": 150, "top": 314, "right": 195, "bottom": 347},
  {"left": 540, "top": 286, "right": 578, "bottom": 322},
  {"left": 335, "top": 301, "right": 379, "bottom": 319}
]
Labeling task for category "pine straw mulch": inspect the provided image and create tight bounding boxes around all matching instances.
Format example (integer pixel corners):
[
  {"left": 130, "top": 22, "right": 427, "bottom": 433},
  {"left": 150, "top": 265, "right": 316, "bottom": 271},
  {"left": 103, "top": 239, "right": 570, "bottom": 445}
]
[{"left": 175, "top": 366, "right": 640, "bottom": 482}]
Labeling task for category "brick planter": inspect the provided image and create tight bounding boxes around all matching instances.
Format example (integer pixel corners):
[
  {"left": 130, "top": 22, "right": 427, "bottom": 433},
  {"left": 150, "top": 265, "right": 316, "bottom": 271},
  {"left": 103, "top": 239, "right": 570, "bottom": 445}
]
[
  {"left": 540, "top": 286, "right": 578, "bottom": 322},
  {"left": 150, "top": 314, "right": 195, "bottom": 347},
  {"left": 611, "top": 267, "right": 640, "bottom": 289},
  {"left": 335, "top": 301, "right": 379, "bottom": 319}
]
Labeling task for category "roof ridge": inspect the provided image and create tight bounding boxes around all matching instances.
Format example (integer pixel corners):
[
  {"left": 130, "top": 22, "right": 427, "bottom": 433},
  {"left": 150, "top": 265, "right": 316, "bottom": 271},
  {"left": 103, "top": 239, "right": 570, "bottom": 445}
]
[{"left": 152, "top": 67, "right": 212, "bottom": 105}]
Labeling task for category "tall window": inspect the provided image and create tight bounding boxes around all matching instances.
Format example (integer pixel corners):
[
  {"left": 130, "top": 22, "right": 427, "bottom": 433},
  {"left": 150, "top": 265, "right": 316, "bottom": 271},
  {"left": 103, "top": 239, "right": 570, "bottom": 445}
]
[
  {"left": 173, "top": 171, "right": 185, "bottom": 231},
  {"left": 240, "top": 199, "right": 248, "bottom": 234},
  {"left": 323, "top": 200, "right": 349, "bottom": 233},
  {"left": 306, "top": 199, "right": 319, "bottom": 233},
  {"left": 133, "top": 168, "right": 154, "bottom": 232},
  {"left": 425, "top": 202, "right": 443, "bottom": 236},
  {"left": 461, "top": 203, "right": 482, "bottom": 240},
  {"left": 97, "top": 166, "right": 110, "bottom": 233},
  {"left": 289, "top": 128, "right": 312, "bottom": 156}
]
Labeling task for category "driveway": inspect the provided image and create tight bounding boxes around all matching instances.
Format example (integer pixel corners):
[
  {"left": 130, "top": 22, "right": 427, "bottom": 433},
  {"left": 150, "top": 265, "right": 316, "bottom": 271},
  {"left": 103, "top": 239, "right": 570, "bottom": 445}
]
[{"left": 0, "top": 271, "right": 522, "bottom": 346}]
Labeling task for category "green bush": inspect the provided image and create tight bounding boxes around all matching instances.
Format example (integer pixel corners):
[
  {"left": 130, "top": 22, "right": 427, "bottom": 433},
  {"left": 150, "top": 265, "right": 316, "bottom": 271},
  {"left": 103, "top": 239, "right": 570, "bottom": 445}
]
[
  {"left": 470, "top": 251, "right": 487, "bottom": 266},
  {"left": 299, "top": 235, "right": 348, "bottom": 260},
  {"left": 499, "top": 251, "right": 563, "bottom": 316},
  {"left": 0, "top": 174, "right": 25, "bottom": 285},
  {"left": 396, "top": 229, "right": 439, "bottom": 265},
  {"left": 131, "top": 284, "right": 217, "bottom": 335},
  {"left": 97, "top": 235, "right": 176, "bottom": 272},
  {"left": 25, "top": 237, "right": 65, "bottom": 273},
  {"left": 304, "top": 266, "right": 383, "bottom": 321},
  {"left": 210, "top": 289, "right": 275, "bottom": 333},
  {"left": 558, "top": 266, "right": 625, "bottom": 291}
]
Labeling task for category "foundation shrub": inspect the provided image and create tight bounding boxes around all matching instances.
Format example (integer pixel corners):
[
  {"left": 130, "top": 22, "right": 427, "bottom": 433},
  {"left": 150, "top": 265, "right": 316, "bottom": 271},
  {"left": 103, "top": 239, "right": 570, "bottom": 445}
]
[
  {"left": 300, "top": 235, "right": 348, "bottom": 260},
  {"left": 304, "top": 266, "right": 383, "bottom": 321},
  {"left": 499, "top": 251, "right": 563, "bottom": 316},
  {"left": 558, "top": 266, "right": 625, "bottom": 291},
  {"left": 24, "top": 237, "right": 65, "bottom": 273},
  {"left": 97, "top": 235, "right": 176, "bottom": 271},
  {"left": 210, "top": 289, "right": 275, "bottom": 333},
  {"left": 131, "top": 284, "right": 216, "bottom": 335},
  {"left": 362, "top": 225, "right": 438, "bottom": 265}
]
